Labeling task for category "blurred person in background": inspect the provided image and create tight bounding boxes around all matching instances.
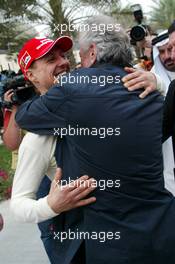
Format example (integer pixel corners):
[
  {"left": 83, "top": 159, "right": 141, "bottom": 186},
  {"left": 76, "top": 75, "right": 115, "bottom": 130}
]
[
  {"left": 123, "top": 30, "right": 175, "bottom": 195},
  {"left": 163, "top": 21, "right": 175, "bottom": 167},
  {"left": 152, "top": 30, "right": 175, "bottom": 195}
]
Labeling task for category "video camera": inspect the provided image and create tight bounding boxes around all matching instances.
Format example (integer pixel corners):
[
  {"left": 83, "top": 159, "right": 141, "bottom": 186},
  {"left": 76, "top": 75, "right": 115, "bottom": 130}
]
[
  {"left": 130, "top": 4, "right": 148, "bottom": 43},
  {"left": 0, "top": 73, "right": 36, "bottom": 108}
]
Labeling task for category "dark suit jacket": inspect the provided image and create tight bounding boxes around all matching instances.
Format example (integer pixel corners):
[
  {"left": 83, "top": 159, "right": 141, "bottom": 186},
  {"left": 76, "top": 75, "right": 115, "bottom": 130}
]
[
  {"left": 163, "top": 80, "right": 175, "bottom": 149},
  {"left": 16, "top": 63, "right": 175, "bottom": 264}
]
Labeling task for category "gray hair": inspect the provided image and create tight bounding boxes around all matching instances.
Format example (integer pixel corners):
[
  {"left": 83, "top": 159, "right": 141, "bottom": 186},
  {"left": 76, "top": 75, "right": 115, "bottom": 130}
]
[{"left": 78, "top": 15, "right": 133, "bottom": 66}]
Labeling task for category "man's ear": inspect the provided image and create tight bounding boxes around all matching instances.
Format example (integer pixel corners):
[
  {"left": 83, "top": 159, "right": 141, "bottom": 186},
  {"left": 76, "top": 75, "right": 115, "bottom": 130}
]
[
  {"left": 25, "top": 69, "right": 37, "bottom": 83},
  {"left": 89, "top": 43, "right": 97, "bottom": 65}
]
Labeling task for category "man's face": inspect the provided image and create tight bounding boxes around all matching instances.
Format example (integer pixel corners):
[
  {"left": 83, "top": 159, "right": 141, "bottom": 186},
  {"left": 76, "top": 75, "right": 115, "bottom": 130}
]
[
  {"left": 27, "top": 46, "right": 70, "bottom": 92},
  {"left": 79, "top": 44, "right": 97, "bottom": 68},
  {"left": 169, "top": 32, "right": 175, "bottom": 64},
  {"left": 79, "top": 48, "right": 92, "bottom": 68},
  {"left": 158, "top": 42, "right": 175, "bottom": 71}
]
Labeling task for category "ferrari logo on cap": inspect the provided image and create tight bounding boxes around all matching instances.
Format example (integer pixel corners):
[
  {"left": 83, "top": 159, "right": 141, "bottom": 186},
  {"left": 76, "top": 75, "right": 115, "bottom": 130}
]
[{"left": 20, "top": 51, "right": 31, "bottom": 69}]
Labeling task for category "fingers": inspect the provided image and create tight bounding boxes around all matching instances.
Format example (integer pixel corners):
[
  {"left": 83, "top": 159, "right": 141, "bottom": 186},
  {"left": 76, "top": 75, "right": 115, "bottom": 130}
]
[
  {"left": 74, "top": 183, "right": 96, "bottom": 201},
  {"left": 5, "top": 89, "right": 13, "bottom": 94},
  {"left": 54, "top": 167, "right": 62, "bottom": 182},
  {"left": 122, "top": 70, "right": 157, "bottom": 100},
  {"left": 123, "top": 77, "right": 144, "bottom": 90},
  {"left": 74, "top": 196, "right": 96, "bottom": 208},
  {"left": 139, "top": 87, "right": 153, "bottom": 99},
  {"left": 62, "top": 175, "right": 89, "bottom": 192},
  {"left": 48, "top": 175, "right": 97, "bottom": 213},
  {"left": 124, "top": 81, "right": 154, "bottom": 98},
  {"left": 73, "top": 175, "right": 90, "bottom": 187},
  {"left": 70, "top": 178, "right": 96, "bottom": 197},
  {"left": 52, "top": 168, "right": 62, "bottom": 189},
  {"left": 4, "top": 89, "right": 14, "bottom": 101},
  {"left": 53, "top": 175, "right": 91, "bottom": 192},
  {"left": 122, "top": 70, "right": 142, "bottom": 83},
  {"left": 124, "top": 67, "right": 136, "bottom": 74}
]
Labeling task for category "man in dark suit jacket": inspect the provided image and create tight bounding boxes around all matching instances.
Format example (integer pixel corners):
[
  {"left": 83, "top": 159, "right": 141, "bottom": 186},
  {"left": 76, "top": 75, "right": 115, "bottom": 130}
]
[
  {"left": 163, "top": 22, "right": 175, "bottom": 155},
  {"left": 16, "top": 15, "right": 175, "bottom": 264}
]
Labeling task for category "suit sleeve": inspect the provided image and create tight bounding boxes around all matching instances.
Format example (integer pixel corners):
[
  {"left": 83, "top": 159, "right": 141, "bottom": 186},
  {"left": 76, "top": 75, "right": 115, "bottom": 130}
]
[
  {"left": 15, "top": 85, "right": 68, "bottom": 135},
  {"left": 162, "top": 80, "right": 175, "bottom": 142}
]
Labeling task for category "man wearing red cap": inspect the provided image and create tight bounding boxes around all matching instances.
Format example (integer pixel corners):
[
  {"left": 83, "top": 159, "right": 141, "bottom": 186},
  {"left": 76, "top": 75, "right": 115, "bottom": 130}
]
[
  {"left": 18, "top": 36, "right": 72, "bottom": 87},
  {"left": 10, "top": 35, "right": 96, "bottom": 264}
]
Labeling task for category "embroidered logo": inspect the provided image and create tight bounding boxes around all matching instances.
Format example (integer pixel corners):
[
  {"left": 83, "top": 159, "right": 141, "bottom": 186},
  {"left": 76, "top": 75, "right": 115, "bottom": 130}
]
[{"left": 20, "top": 51, "right": 31, "bottom": 69}]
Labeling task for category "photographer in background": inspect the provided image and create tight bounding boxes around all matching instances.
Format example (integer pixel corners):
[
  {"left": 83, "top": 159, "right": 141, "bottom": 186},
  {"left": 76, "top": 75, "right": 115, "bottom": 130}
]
[
  {"left": 1, "top": 76, "right": 54, "bottom": 260},
  {"left": 0, "top": 70, "right": 19, "bottom": 135},
  {"left": 129, "top": 4, "right": 154, "bottom": 70},
  {"left": 2, "top": 75, "right": 36, "bottom": 167},
  {"left": 3, "top": 89, "right": 23, "bottom": 169}
]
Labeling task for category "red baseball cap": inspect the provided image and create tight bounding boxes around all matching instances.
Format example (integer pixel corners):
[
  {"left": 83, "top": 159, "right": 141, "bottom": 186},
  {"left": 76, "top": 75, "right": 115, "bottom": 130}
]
[{"left": 18, "top": 36, "right": 73, "bottom": 77}]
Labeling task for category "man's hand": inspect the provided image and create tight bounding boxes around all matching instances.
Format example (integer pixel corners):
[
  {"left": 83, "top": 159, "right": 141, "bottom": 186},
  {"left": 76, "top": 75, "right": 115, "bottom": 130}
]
[
  {"left": 47, "top": 168, "right": 96, "bottom": 214},
  {"left": 3, "top": 89, "right": 19, "bottom": 111},
  {"left": 122, "top": 67, "right": 157, "bottom": 99},
  {"left": 4, "top": 89, "right": 14, "bottom": 102}
]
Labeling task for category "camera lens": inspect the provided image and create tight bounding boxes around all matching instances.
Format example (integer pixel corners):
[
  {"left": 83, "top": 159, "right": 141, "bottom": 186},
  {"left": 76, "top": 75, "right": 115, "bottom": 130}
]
[{"left": 130, "top": 25, "right": 146, "bottom": 42}]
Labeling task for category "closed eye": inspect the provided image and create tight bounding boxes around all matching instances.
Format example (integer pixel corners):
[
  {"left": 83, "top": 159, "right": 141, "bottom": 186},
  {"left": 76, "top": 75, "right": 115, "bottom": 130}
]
[{"left": 47, "top": 56, "right": 56, "bottom": 63}]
